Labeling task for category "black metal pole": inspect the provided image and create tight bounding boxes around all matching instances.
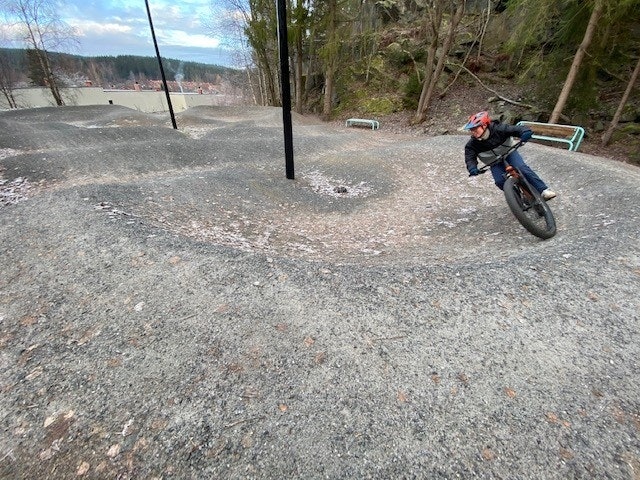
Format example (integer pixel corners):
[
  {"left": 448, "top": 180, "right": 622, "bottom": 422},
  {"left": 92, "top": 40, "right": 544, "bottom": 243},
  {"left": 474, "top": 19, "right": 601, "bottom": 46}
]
[
  {"left": 276, "top": 0, "right": 295, "bottom": 179},
  {"left": 145, "top": 0, "right": 177, "bottom": 130}
]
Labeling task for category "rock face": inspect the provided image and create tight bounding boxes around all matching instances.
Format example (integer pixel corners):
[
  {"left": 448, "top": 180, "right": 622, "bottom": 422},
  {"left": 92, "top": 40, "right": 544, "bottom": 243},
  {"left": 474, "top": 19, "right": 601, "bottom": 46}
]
[{"left": 1, "top": 105, "right": 639, "bottom": 479}]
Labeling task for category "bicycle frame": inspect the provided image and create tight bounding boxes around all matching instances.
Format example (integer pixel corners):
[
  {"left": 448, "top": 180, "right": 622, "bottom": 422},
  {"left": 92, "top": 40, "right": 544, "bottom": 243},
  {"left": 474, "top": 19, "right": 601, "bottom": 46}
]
[{"left": 476, "top": 140, "right": 525, "bottom": 177}]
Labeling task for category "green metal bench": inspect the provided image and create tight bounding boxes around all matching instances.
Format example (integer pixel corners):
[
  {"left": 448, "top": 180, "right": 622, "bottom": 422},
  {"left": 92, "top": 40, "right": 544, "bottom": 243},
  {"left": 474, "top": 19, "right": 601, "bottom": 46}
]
[
  {"left": 346, "top": 118, "right": 379, "bottom": 130},
  {"left": 517, "top": 121, "right": 585, "bottom": 151}
]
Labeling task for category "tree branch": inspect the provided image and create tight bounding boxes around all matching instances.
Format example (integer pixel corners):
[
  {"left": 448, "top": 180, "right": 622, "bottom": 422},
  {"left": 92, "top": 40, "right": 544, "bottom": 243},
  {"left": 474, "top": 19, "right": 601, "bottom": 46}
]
[{"left": 451, "top": 63, "right": 537, "bottom": 110}]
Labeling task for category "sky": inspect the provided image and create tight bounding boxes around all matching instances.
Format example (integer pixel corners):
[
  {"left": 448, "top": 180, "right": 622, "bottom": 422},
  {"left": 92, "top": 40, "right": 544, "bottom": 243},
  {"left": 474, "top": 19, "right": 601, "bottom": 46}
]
[{"left": 4, "top": 0, "right": 240, "bottom": 67}]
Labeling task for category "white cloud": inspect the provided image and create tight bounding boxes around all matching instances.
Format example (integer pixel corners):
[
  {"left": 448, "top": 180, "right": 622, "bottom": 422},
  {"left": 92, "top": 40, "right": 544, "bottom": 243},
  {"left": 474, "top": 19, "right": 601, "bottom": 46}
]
[
  {"left": 157, "top": 30, "right": 220, "bottom": 49},
  {"left": 72, "top": 20, "right": 134, "bottom": 37}
]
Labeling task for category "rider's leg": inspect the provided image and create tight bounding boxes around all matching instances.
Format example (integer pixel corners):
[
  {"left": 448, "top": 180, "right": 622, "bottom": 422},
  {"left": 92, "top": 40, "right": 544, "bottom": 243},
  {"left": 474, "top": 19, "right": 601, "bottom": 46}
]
[
  {"left": 506, "top": 151, "right": 548, "bottom": 193},
  {"left": 490, "top": 164, "right": 507, "bottom": 190}
]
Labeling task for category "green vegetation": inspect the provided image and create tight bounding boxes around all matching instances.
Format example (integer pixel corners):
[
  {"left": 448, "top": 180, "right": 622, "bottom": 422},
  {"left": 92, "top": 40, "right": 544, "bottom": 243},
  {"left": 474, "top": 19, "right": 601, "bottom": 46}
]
[{"left": 234, "top": 0, "right": 639, "bottom": 140}]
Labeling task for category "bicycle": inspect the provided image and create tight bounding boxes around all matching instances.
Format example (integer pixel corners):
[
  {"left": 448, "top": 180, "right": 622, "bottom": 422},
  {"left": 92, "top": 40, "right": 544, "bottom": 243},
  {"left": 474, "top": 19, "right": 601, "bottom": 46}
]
[{"left": 475, "top": 141, "right": 557, "bottom": 240}]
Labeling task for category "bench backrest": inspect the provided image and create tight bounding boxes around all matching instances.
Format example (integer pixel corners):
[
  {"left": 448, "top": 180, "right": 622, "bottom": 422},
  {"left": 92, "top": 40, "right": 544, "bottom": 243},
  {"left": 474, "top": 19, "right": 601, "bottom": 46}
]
[
  {"left": 524, "top": 123, "right": 576, "bottom": 139},
  {"left": 516, "top": 121, "right": 585, "bottom": 151}
]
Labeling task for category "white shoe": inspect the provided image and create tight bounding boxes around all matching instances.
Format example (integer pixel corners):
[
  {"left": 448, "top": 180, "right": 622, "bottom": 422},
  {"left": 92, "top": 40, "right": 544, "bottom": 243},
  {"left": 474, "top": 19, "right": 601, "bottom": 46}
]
[{"left": 541, "top": 189, "right": 556, "bottom": 200}]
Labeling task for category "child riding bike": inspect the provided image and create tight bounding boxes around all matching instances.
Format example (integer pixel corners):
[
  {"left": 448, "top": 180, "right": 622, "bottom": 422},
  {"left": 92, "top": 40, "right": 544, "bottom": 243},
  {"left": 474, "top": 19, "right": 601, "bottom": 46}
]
[{"left": 463, "top": 111, "right": 556, "bottom": 200}]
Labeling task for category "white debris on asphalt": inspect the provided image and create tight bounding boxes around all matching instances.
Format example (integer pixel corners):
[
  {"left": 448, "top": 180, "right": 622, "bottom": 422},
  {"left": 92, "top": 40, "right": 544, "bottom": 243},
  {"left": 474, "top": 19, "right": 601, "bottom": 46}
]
[
  {"left": 303, "top": 170, "right": 372, "bottom": 198},
  {"left": 1, "top": 176, "right": 32, "bottom": 207},
  {"left": 1, "top": 148, "right": 33, "bottom": 207}
]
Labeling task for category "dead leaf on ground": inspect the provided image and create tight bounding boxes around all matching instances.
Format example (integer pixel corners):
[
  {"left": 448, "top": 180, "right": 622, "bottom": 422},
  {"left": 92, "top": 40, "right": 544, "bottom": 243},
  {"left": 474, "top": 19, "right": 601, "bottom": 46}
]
[
  {"left": 242, "top": 387, "right": 260, "bottom": 399},
  {"left": 133, "top": 437, "right": 149, "bottom": 452},
  {"left": 25, "top": 366, "right": 43, "bottom": 381},
  {"left": 76, "top": 461, "right": 90, "bottom": 475},
  {"left": 107, "top": 444, "right": 121, "bottom": 458},
  {"left": 20, "top": 315, "right": 38, "bottom": 326},
  {"left": 505, "top": 387, "right": 517, "bottom": 398},
  {"left": 225, "top": 362, "right": 244, "bottom": 374},
  {"left": 482, "top": 447, "right": 496, "bottom": 461},
  {"left": 44, "top": 411, "right": 75, "bottom": 443},
  {"left": 397, "top": 390, "right": 409, "bottom": 403},
  {"left": 431, "top": 374, "right": 441, "bottom": 384},
  {"left": 612, "top": 405, "right": 626, "bottom": 423},
  {"left": 107, "top": 357, "right": 123, "bottom": 367},
  {"left": 559, "top": 447, "right": 574, "bottom": 460},
  {"left": 278, "top": 403, "right": 288, "bottom": 412},
  {"left": 275, "top": 323, "right": 288, "bottom": 332},
  {"left": 314, "top": 351, "right": 326, "bottom": 364},
  {"left": 18, "top": 344, "right": 39, "bottom": 366},
  {"left": 151, "top": 418, "right": 168, "bottom": 430},
  {"left": 546, "top": 412, "right": 559, "bottom": 423},
  {"left": 303, "top": 336, "right": 315, "bottom": 347}
]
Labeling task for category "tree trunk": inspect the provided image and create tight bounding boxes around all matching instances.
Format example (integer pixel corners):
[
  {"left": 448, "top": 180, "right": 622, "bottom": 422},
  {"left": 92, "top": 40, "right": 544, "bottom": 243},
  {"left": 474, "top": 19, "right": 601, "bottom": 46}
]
[
  {"left": 322, "top": 0, "right": 337, "bottom": 119},
  {"left": 323, "top": 69, "right": 334, "bottom": 119},
  {"left": 413, "top": 3, "right": 442, "bottom": 124},
  {"left": 1, "top": 88, "right": 18, "bottom": 108},
  {"left": 602, "top": 56, "right": 640, "bottom": 145},
  {"left": 40, "top": 49, "right": 64, "bottom": 106},
  {"left": 413, "top": 1, "right": 464, "bottom": 124},
  {"left": 294, "top": 33, "right": 304, "bottom": 113},
  {"left": 549, "top": 0, "right": 603, "bottom": 124}
]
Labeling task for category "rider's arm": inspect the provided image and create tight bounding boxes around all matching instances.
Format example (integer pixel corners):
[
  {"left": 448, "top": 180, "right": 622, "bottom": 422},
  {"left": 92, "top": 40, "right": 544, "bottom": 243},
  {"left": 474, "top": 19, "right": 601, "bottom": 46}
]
[
  {"left": 500, "top": 123, "right": 532, "bottom": 140},
  {"left": 464, "top": 143, "right": 479, "bottom": 172}
]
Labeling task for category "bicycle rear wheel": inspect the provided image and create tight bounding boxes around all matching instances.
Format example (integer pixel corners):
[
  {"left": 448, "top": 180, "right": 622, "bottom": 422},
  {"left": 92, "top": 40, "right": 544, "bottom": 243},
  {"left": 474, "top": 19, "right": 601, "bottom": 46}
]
[{"left": 503, "top": 177, "right": 556, "bottom": 239}]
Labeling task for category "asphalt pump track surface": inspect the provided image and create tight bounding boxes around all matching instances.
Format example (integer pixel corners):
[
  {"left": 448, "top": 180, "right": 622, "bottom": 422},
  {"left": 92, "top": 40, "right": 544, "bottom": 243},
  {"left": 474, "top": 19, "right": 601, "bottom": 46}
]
[{"left": 1, "top": 105, "right": 639, "bottom": 478}]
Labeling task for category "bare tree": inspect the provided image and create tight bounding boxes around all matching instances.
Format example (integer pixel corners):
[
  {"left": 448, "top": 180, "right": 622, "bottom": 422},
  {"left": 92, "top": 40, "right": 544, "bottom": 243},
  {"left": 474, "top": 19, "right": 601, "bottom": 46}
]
[
  {"left": 413, "top": 0, "right": 464, "bottom": 124},
  {"left": 206, "top": 0, "right": 261, "bottom": 104},
  {"left": 0, "top": 48, "right": 19, "bottom": 108},
  {"left": 289, "top": 0, "right": 310, "bottom": 113},
  {"left": 321, "top": 0, "right": 339, "bottom": 119},
  {"left": 548, "top": 0, "right": 603, "bottom": 124},
  {"left": 602, "top": 55, "right": 640, "bottom": 146},
  {"left": 1, "top": 0, "right": 78, "bottom": 106}
]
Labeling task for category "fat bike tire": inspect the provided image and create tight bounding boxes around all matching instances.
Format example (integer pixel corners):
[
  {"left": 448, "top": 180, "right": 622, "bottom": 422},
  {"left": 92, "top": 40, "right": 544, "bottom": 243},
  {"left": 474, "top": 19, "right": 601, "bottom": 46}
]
[{"left": 503, "top": 177, "right": 556, "bottom": 239}]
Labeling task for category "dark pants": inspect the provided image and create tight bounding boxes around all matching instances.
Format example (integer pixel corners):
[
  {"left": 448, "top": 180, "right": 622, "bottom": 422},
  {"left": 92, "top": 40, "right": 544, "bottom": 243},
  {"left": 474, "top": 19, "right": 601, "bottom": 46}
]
[{"left": 491, "top": 151, "right": 548, "bottom": 193}]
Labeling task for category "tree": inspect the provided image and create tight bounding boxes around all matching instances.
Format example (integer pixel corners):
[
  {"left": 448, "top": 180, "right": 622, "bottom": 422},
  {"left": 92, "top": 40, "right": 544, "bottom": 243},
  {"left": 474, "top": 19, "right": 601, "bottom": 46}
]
[
  {"left": 0, "top": 49, "right": 19, "bottom": 107},
  {"left": 206, "top": 0, "right": 264, "bottom": 103},
  {"left": 1, "top": 0, "right": 77, "bottom": 106},
  {"left": 506, "top": 0, "right": 640, "bottom": 122},
  {"left": 289, "top": 0, "right": 310, "bottom": 113},
  {"left": 320, "top": 0, "right": 339, "bottom": 118},
  {"left": 549, "top": 0, "right": 603, "bottom": 123},
  {"left": 413, "top": 0, "right": 465, "bottom": 124},
  {"left": 602, "top": 55, "right": 640, "bottom": 146}
]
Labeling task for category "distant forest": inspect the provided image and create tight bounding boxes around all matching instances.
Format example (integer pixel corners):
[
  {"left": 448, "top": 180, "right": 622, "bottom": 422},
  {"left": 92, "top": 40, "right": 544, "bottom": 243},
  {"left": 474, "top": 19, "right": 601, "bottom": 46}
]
[{"left": 0, "top": 48, "right": 236, "bottom": 88}]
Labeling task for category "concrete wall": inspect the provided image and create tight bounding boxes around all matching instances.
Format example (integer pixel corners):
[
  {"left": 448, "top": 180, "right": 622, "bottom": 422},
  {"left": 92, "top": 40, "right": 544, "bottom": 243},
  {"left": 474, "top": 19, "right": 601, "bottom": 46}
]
[{"left": 0, "top": 87, "right": 244, "bottom": 112}]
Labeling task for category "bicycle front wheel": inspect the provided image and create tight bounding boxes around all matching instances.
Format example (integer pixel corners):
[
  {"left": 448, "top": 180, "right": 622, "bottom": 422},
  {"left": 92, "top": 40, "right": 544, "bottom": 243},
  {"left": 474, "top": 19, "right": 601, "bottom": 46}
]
[{"left": 503, "top": 177, "right": 556, "bottom": 239}]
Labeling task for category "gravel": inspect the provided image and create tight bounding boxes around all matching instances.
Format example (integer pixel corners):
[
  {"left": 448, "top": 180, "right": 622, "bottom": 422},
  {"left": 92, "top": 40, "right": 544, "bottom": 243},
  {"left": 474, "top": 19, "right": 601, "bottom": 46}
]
[{"left": 1, "top": 105, "right": 639, "bottom": 479}]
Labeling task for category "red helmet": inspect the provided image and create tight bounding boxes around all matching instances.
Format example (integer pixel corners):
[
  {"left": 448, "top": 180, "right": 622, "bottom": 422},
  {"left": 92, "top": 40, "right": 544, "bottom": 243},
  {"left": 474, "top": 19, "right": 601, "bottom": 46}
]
[{"left": 463, "top": 111, "right": 491, "bottom": 130}]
